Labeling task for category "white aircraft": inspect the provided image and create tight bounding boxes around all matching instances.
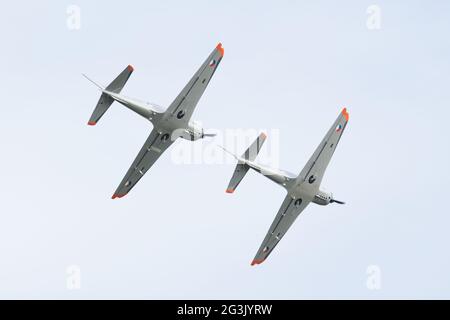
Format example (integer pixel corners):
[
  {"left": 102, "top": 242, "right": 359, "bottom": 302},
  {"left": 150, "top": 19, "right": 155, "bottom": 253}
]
[
  {"left": 84, "top": 43, "right": 224, "bottom": 199},
  {"left": 223, "top": 108, "right": 349, "bottom": 265}
]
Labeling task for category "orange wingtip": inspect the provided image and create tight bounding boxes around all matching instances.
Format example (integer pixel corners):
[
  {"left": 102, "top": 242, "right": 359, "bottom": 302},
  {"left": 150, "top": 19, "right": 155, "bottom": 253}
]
[
  {"left": 251, "top": 259, "right": 265, "bottom": 266},
  {"left": 226, "top": 189, "right": 235, "bottom": 194},
  {"left": 127, "top": 65, "right": 134, "bottom": 72},
  {"left": 87, "top": 121, "right": 97, "bottom": 126},
  {"left": 112, "top": 193, "right": 126, "bottom": 199},
  {"left": 341, "top": 107, "right": 349, "bottom": 121},
  {"left": 260, "top": 132, "right": 267, "bottom": 139},
  {"left": 216, "top": 43, "right": 224, "bottom": 57}
]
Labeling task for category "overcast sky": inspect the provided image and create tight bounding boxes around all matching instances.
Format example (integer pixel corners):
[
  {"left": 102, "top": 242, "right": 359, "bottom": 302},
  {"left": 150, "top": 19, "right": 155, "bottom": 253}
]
[{"left": 1, "top": 0, "right": 449, "bottom": 299}]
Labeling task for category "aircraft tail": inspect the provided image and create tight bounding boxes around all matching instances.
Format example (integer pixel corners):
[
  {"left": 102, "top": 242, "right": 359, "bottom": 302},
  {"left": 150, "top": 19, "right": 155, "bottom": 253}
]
[
  {"left": 224, "top": 133, "right": 267, "bottom": 193},
  {"left": 85, "top": 65, "right": 134, "bottom": 126}
]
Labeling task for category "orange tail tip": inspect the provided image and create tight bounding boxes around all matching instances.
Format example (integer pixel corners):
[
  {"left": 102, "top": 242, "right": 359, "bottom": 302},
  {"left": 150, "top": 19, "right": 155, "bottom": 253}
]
[
  {"left": 216, "top": 43, "right": 224, "bottom": 57},
  {"left": 226, "top": 189, "right": 235, "bottom": 194},
  {"left": 87, "top": 121, "right": 97, "bottom": 126},
  {"left": 260, "top": 132, "right": 267, "bottom": 139},
  {"left": 127, "top": 65, "right": 134, "bottom": 72},
  {"left": 341, "top": 107, "right": 349, "bottom": 121},
  {"left": 112, "top": 193, "right": 126, "bottom": 199},
  {"left": 251, "top": 259, "right": 265, "bottom": 266}
]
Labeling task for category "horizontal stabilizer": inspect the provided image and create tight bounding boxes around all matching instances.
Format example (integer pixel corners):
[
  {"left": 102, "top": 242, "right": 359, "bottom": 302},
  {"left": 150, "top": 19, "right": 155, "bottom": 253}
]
[
  {"left": 225, "top": 133, "right": 266, "bottom": 193},
  {"left": 106, "top": 65, "right": 134, "bottom": 93},
  {"left": 86, "top": 65, "right": 134, "bottom": 125},
  {"left": 88, "top": 93, "right": 114, "bottom": 125}
]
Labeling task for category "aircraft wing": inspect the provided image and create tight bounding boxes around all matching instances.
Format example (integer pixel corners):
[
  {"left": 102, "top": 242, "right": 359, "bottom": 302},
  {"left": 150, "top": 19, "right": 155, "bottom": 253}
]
[
  {"left": 112, "top": 129, "right": 175, "bottom": 199},
  {"left": 164, "top": 43, "right": 224, "bottom": 124},
  {"left": 251, "top": 194, "right": 311, "bottom": 265},
  {"left": 298, "top": 108, "right": 349, "bottom": 188}
]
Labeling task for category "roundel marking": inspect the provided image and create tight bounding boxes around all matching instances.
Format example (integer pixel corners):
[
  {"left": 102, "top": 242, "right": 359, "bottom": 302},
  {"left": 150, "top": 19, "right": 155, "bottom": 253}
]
[{"left": 176, "top": 110, "right": 185, "bottom": 119}]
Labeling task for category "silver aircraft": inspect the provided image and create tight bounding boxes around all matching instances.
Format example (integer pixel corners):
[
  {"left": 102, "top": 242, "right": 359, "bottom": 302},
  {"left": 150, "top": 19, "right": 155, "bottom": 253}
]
[
  {"left": 223, "top": 108, "right": 349, "bottom": 265},
  {"left": 84, "top": 43, "right": 224, "bottom": 199}
]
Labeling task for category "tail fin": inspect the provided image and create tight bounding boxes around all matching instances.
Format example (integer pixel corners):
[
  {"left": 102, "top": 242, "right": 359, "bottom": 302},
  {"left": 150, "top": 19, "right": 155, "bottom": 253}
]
[
  {"left": 86, "top": 65, "right": 134, "bottom": 126},
  {"left": 225, "top": 133, "right": 266, "bottom": 193}
]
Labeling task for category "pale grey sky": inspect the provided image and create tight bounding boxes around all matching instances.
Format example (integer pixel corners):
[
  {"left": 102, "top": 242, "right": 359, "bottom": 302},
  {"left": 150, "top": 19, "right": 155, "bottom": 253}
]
[{"left": 0, "top": 1, "right": 449, "bottom": 299}]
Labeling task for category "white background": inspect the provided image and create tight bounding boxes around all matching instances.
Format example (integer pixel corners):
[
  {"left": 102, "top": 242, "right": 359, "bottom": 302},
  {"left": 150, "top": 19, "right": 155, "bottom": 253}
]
[{"left": 0, "top": 1, "right": 449, "bottom": 298}]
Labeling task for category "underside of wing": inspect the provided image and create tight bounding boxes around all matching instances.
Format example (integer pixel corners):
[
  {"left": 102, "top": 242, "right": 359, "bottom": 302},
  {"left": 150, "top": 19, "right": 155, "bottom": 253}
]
[
  {"left": 298, "top": 108, "right": 349, "bottom": 190},
  {"left": 251, "top": 194, "right": 311, "bottom": 265},
  {"left": 112, "top": 129, "right": 175, "bottom": 199},
  {"left": 164, "top": 43, "right": 224, "bottom": 123}
]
